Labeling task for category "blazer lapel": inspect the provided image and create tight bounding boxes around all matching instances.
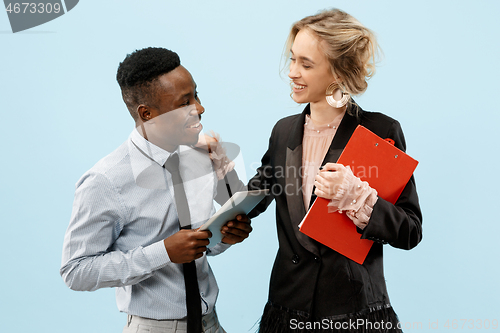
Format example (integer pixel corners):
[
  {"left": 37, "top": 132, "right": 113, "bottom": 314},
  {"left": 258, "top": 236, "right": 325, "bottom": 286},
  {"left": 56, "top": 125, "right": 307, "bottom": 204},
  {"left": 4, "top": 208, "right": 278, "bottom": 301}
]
[{"left": 285, "top": 105, "right": 320, "bottom": 256}]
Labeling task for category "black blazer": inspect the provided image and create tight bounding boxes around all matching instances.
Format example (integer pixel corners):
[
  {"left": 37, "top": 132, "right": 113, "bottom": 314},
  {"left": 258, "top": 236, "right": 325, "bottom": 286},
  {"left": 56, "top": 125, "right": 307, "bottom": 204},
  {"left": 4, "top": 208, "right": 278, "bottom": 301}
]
[{"left": 248, "top": 104, "right": 422, "bottom": 318}]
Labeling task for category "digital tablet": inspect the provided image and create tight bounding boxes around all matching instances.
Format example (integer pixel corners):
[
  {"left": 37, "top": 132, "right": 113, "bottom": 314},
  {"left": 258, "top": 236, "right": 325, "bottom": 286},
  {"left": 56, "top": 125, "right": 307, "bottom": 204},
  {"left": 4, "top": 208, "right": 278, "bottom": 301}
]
[{"left": 200, "top": 189, "right": 269, "bottom": 247}]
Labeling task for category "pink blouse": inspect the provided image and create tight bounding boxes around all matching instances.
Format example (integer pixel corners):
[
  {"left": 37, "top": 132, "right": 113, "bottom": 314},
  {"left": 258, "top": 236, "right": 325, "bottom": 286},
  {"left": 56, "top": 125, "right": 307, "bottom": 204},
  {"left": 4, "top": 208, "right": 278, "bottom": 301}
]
[{"left": 301, "top": 113, "right": 378, "bottom": 228}]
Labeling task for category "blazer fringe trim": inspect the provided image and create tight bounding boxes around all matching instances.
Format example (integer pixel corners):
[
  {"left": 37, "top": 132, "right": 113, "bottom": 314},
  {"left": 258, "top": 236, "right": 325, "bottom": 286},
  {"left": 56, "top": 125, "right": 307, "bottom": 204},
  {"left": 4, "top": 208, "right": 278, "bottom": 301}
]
[{"left": 258, "top": 301, "right": 402, "bottom": 333}]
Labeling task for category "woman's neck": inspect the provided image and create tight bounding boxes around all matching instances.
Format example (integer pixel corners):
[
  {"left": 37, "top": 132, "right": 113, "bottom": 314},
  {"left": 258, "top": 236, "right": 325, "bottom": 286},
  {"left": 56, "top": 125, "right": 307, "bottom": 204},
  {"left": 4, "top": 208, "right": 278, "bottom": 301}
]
[{"left": 309, "top": 101, "right": 346, "bottom": 125}]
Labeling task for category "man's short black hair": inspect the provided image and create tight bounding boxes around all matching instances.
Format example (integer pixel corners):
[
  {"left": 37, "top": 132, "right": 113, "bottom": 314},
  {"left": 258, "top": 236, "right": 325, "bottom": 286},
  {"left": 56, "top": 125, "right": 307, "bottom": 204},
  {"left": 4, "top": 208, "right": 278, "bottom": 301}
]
[{"left": 116, "top": 47, "right": 181, "bottom": 120}]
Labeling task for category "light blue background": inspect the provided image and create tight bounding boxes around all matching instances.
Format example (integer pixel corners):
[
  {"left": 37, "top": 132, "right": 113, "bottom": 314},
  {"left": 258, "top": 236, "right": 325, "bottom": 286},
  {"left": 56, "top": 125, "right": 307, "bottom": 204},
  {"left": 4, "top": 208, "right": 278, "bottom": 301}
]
[{"left": 1, "top": 1, "right": 499, "bottom": 332}]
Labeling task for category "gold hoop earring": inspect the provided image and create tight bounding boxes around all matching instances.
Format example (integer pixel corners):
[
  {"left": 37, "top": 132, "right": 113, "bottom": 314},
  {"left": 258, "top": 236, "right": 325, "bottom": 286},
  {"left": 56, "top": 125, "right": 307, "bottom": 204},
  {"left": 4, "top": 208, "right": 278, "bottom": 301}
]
[{"left": 325, "top": 82, "right": 350, "bottom": 108}]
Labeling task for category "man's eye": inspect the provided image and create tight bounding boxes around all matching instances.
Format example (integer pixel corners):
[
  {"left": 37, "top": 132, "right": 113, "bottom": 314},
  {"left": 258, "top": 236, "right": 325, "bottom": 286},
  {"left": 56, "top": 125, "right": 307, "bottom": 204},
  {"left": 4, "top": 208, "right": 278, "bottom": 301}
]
[
  {"left": 290, "top": 57, "right": 296, "bottom": 62},
  {"left": 303, "top": 65, "right": 311, "bottom": 69}
]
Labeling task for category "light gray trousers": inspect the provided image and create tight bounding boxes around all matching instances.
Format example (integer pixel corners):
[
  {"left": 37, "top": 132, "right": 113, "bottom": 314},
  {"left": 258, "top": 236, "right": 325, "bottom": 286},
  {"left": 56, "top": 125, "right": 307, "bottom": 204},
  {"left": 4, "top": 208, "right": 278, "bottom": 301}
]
[{"left": 122, "top": 310, "right": 226, "bottom": 333}]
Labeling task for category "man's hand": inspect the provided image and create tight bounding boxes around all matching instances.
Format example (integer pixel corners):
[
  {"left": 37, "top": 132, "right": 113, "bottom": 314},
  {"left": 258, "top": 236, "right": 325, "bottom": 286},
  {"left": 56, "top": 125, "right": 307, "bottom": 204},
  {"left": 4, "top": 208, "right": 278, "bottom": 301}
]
[
  {"left": 164, "top": 229, "right": 212, "bottom": 264},
  {"left": 221, "top": 214, "right": 252, "bottom": 245}
]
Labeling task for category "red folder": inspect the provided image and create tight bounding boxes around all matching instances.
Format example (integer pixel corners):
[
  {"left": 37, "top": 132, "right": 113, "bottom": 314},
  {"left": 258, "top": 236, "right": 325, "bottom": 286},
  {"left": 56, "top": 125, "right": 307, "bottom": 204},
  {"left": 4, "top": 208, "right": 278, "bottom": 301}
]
[{"left": 299, "top": 125, "right": 418, "bottom": 264}]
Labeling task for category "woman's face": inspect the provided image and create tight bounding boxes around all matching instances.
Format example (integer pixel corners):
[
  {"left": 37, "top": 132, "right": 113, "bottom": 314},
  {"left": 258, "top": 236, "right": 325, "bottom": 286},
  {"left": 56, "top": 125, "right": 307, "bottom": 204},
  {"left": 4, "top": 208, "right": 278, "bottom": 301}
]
[{"left": 288, "top": 29, "right": 337, "bottom": 106}]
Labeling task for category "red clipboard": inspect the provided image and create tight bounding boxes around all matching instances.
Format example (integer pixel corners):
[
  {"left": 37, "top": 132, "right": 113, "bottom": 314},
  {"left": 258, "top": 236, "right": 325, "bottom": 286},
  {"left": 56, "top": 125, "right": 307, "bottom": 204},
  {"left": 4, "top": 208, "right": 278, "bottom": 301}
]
[{"left": 299, "top": 125, "right": 418, "bottom": 264}]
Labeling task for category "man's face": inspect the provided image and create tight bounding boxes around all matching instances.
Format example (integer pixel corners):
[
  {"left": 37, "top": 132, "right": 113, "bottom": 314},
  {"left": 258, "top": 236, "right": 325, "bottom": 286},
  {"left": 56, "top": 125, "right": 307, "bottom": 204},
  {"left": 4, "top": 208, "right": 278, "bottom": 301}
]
[{"left": 142, "top": 65, "right": 204, "bottom": 152}]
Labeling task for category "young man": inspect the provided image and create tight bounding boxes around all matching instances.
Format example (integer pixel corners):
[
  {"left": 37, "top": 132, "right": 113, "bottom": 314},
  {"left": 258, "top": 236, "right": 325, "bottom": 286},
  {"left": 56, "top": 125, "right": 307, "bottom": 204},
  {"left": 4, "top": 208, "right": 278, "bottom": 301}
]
[{"left": 61, "top": 47, "right": 251, "bottom": 333}]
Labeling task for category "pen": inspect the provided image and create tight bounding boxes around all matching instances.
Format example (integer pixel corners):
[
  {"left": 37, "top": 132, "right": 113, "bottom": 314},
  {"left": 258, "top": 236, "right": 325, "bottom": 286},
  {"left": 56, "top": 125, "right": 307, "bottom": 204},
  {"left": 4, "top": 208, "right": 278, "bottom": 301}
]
[{"left": 319, "top": 166, "right": 336, "bottom": 171}]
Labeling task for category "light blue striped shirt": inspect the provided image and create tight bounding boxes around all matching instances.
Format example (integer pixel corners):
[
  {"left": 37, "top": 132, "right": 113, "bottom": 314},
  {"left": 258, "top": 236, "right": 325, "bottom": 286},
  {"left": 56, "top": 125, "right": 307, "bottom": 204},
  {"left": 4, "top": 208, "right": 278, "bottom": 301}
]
[{"left": 61, "top": 129, "right": 231, "bottom": 320}]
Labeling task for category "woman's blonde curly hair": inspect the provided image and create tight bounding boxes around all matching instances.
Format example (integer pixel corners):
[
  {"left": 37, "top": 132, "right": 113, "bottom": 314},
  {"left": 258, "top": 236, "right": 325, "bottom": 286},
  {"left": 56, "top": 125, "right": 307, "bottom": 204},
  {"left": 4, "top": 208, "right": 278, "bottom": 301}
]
[{"left": 284, "top": 9, "right": 380, "bottom": 115}]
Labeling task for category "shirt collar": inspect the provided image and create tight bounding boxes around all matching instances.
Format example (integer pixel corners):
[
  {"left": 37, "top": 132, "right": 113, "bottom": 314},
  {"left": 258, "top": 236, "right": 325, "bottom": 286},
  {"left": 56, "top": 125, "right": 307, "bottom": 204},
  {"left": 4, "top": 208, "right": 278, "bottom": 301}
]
[{"left": 130, "top": 127, "right": 175, "bottom": 167}]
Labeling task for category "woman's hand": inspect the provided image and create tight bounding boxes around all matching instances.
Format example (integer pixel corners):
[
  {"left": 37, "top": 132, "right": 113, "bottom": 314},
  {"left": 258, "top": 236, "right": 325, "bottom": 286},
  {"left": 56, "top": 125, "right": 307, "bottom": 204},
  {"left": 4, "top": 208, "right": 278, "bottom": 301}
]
[
  {"left": 195, "top": 131, "right": 220, "bottom": 153},
  {"left": 314, "top": 163, "right": 348, "bottom": 200},
  {"left": 194, "top": 131, "right": 235, "bottom": 180}
]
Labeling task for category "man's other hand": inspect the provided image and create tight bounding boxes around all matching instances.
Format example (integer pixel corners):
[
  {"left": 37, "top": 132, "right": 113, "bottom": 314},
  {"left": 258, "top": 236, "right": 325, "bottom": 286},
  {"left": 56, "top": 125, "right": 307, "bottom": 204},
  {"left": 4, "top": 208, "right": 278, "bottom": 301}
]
[
  {"left": 164, "top": 229, "right": 212, "bottom": 263},
  {"left": 221, "top": 214, "right": 252, "bottom": 245}
]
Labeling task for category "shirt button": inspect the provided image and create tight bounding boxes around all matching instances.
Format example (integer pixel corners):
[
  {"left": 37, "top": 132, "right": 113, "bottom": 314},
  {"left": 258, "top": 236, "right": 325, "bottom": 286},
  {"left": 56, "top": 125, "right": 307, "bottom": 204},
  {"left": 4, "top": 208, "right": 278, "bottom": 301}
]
[
  {"left": 292, "top": 254, "right": 300, "bottom": 264},
  {"left": 203, "top": 319, "right": 207, "bottom": 327},
  {"left": 314, "top": 256, "right": 320, "bottom": 263}
]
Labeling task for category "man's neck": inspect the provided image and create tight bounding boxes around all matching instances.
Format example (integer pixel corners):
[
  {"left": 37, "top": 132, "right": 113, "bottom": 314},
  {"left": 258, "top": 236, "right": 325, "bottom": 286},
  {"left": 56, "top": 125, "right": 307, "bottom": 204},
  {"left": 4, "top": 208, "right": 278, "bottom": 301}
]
[{"left": 135, "top": 122, "right": 178, "bottom": 153}]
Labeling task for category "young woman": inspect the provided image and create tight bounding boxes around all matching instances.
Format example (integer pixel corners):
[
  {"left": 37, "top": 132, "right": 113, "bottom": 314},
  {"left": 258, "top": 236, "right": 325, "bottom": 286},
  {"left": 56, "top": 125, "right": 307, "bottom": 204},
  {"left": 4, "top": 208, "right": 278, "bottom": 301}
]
[{"left": 248, "top": 9, "right": 422, "bottom": 332}]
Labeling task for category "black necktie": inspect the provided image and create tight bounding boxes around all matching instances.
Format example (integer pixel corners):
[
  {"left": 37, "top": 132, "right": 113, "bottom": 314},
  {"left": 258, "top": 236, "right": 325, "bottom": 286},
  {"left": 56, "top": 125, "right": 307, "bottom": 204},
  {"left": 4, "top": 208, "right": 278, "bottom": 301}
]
[{"left": 165, "top": 153, "right": 202, "bottom": 333}]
